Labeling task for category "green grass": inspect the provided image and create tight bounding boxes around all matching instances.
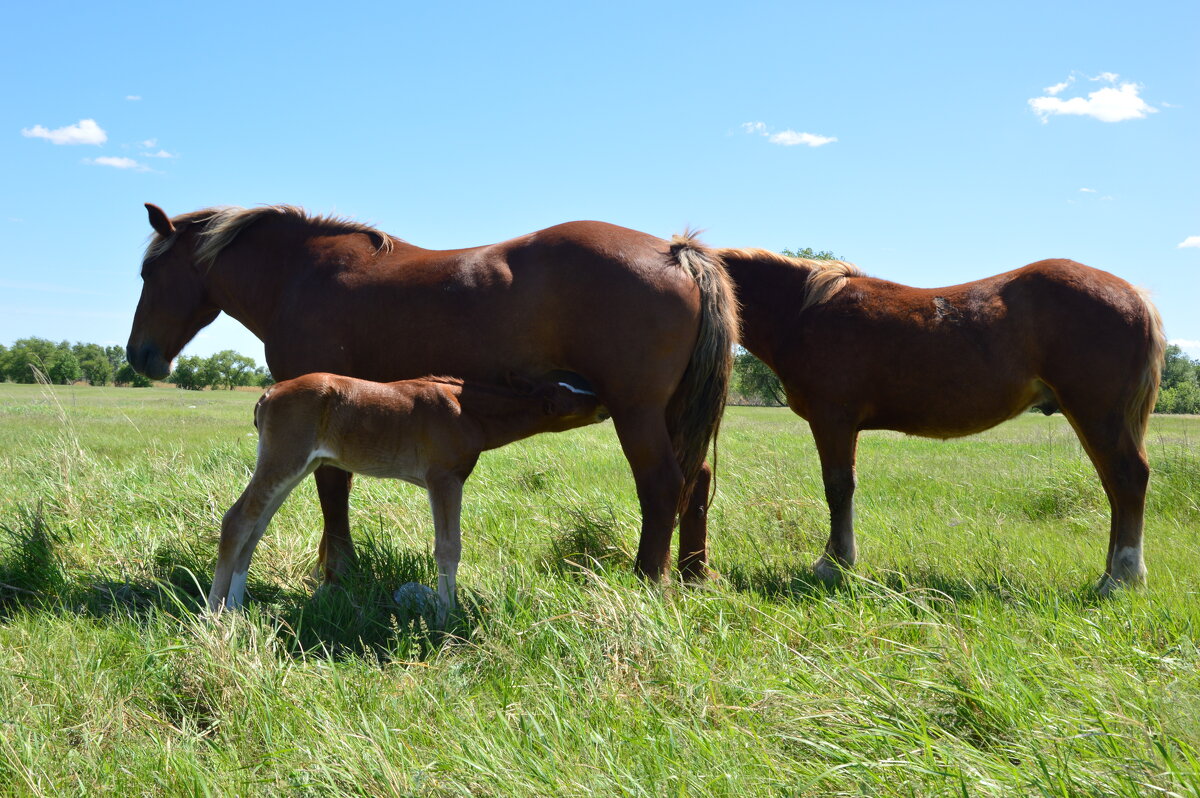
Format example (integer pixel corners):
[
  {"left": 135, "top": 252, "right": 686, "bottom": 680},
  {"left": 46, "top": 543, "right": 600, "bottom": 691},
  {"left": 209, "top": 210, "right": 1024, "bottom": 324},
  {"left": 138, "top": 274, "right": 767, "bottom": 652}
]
[{"left": 1, "top": 382, "right": 1198, "bottom": 796}]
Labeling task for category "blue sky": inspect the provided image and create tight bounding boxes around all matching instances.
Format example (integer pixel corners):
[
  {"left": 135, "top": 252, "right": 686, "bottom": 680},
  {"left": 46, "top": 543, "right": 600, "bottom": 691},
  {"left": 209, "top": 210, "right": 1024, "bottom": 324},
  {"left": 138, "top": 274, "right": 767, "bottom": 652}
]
[{"left": 2, "top": 0, "right": 1197, "bottom": 367}]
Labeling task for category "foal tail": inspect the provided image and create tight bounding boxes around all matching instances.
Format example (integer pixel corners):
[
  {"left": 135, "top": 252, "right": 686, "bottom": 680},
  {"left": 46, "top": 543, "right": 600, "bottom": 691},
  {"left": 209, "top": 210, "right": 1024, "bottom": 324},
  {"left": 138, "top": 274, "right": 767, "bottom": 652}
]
[
  {"left": 1127, "top": 287, "right": 1166, "bottom": 443},
  {"left": 664, "top": 231, "right": 739, "bottom": 504}
]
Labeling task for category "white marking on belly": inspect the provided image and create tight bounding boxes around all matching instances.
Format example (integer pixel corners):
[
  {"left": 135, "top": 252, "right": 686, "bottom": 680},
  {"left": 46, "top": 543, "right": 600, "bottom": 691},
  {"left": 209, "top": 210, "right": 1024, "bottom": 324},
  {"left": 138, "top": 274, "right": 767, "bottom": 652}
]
[{"left": 556, "top": 382, "right": 595, "bottom": 396}]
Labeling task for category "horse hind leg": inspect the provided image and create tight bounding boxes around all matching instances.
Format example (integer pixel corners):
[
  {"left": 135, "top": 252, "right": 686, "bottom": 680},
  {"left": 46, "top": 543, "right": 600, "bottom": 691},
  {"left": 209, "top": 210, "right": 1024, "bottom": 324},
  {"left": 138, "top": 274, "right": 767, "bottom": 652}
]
[
  {"left": 611, "top": 408, "right": 685, "bottom": 581},
  {"left": 426, "top": 471, "right": 465, "bottom": 627},
  {"left": 809, "top": 422, "right": 860, "bottom": 582},
  {"left": 1054, "top": 392, "right": 1150, "bottom": 594},
  {"left": 678, "top": 461, "right": 712, "bottom": 581}
]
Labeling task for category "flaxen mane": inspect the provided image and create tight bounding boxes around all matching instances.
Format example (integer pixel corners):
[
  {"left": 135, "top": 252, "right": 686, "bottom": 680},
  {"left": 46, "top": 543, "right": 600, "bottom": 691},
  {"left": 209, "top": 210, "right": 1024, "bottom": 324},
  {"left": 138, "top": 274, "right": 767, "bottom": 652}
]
[
  {"left": 718, "top": 247, "right": 862, "bottom": 311},
  {"left": 143, "top": 206, "right": 395, "bottom": 269}
]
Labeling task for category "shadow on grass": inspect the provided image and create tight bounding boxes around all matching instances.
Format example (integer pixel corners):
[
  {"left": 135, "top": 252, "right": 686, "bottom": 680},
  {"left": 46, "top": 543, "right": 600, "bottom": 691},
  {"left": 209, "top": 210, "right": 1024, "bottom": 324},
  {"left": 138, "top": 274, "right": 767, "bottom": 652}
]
[
  {"left": 0, "top": 504, "right": 489, "bottom": 662},
  {"left": 721, "top": 558, "right": 1108, "bottom": 612}
]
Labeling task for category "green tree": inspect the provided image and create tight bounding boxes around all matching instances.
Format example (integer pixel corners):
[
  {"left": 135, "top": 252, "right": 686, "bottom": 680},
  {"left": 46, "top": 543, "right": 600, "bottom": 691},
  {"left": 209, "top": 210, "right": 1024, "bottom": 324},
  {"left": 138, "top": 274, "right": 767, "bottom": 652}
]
[
  {"left": 1155, "top": 345, "right": 1200, "bottom": 414},
  {"left": 169, "top": 355, "right": 211, "bottom": 390},
  {"left": 114, "top": 362, "right": 153, "bottom": 387},
  {"left": 73, "top": 342, "right": 112, "bottom": 386},
  {"left": 105, "top": 345, "right": 127, "bottom": 375},
  {"left": 0, "top": 344, "right": 8, "bottom": 381},
  {"left": 4, "top": 338, "right": 80, "bottom": 384},
  {"left": 207, "top": 349, "right": 257, "bottom": 390}
]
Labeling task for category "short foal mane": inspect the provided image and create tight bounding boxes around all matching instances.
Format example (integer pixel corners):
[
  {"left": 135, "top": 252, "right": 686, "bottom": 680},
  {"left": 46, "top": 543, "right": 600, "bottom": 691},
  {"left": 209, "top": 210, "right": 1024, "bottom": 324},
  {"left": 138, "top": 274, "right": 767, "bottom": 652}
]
[{"left": 719, "top": 248, "right": 862, "bottom": 311}]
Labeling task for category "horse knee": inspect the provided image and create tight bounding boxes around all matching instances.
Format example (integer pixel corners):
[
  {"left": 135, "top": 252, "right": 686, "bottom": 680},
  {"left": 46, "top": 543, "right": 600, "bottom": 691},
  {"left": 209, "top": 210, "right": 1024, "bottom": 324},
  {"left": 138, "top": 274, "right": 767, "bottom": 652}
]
[{"left": 823, "top": 467, "right": 857, "bottom": 509}]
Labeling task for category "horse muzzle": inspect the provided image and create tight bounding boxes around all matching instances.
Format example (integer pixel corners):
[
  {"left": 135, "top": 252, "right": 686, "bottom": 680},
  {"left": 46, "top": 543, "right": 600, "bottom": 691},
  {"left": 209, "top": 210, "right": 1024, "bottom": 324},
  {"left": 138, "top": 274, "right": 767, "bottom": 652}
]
[{"left": 127, "top": 343, "right": 171, "bottom": 380}]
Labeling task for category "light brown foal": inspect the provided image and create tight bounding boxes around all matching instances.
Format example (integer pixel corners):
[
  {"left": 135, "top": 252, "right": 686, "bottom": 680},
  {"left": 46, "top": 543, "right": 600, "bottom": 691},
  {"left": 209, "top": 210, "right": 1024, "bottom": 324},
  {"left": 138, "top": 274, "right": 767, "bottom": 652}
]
[{"left": 208, "top": 373, "right": 605, "bottom": 618}]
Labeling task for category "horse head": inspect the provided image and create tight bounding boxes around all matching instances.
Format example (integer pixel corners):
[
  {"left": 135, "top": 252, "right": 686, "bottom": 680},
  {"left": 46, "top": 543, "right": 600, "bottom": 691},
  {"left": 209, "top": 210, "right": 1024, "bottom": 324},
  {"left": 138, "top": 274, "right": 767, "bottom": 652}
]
[{"left": 126, "top": 203, "right": 221, "bottom": 379}]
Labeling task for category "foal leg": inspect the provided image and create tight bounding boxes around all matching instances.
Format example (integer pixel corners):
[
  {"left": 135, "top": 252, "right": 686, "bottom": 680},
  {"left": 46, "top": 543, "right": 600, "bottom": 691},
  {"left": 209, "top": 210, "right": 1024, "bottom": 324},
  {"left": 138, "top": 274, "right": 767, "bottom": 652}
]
[
  {"left": 314, "top": 465, "right": 357, "bottom": 583},
  {"left": 611, "top": 408, "right": 685, "bottom": 581},
  {"left": 209, "top": 470, "right": 306, "bottom": 611},
  {"left": 1058, "top": 402, "right": 1150, "bottom": 594},
  {"left": 809, "top": 422, "right": 860, "bottom": 582},
  {"left": 426, "top": 471, "right": 465, "bottom": 627},
  {"left": 678, "top": 461, "right": 712, "bottom": 581}
]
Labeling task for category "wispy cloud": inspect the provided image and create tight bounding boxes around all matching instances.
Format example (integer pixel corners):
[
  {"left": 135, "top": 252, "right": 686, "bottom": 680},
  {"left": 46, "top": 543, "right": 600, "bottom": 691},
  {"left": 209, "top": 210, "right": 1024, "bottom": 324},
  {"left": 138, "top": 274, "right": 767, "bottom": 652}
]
[
  {"left": 85, "top": 156, "right": 151, "bottom": 172},
  {"left": 126, "top": 95, "right": 142, "bottom": 101},
  {"left": 1080, "top": 187, "right": 1097, "bottom": 193},
  {"left": 1029, "top": 73, "right": 1158, "bottom": 123},
  {"left": 141, "top": 149, "right": 177, "bottom": 159},
  {"left": 742, "top": 121, "right": 837, "bottom": 148},
  {"left": 21, "top": 118, "right": 107, "bottom": 145},
  {"left": 1178, "top": 236, "right": 1200, "bottom": 249},
  {"left": 1171, "top": 339, "right": 1200, "bottom": 358}
]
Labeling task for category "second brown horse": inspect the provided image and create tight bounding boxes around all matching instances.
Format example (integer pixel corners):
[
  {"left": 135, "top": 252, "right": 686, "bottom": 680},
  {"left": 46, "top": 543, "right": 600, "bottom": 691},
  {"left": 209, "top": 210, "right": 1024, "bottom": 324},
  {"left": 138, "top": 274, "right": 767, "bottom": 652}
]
[{"left": 690, "top": 249, "right": 1164, "bottom": 593}]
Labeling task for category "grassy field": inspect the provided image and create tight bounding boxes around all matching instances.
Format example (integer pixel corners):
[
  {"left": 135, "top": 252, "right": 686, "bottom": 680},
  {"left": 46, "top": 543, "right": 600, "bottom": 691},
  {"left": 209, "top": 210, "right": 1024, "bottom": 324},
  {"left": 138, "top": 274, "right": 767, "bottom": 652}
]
[{"left": 1, "top": 382, "right": 1198, "bottom": 796}]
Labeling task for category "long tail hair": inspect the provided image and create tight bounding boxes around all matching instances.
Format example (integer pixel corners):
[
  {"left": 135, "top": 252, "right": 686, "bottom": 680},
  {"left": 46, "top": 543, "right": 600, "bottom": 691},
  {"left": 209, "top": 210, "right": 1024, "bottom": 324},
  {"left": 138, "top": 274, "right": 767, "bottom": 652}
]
[
  {"left": 1127, "top": 287, "right": 1166, "bottom": 444},
  {"left": 664, "top": 232, "right": 739, "bottom": 506}
]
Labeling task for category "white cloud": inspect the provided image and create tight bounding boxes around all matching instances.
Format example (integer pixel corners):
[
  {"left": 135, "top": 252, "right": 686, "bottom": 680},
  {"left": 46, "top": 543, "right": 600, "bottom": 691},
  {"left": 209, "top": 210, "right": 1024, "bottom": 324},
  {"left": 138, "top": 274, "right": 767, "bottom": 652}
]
[
  {"left": 742, "top": 121, "right": 837, "bottom": 148},
  {"left": 1080, "top": 187, "right": 1097, "bottom": 193},
  {"left": 1178, "top": 236, "right": 1200, "bottom": 249},
  {"left": 21, "top": 118, "right": 107, "bottom": 145},
  {"left": 1029, "top": 74, "right": 1158, "bottom": 123},
  {"left": 768, "top": 130, "right": 838, "bottom": 147},
  {"left": 141, "top": 148, "right": 177, "bottom": 159},
  {"left": 126, "top": 95, "right": 142, "bottom": 101},
  {"left": 86, "top": 156, "right": 150, "bottom": 172},
  {"left": 1171, "top": 339, "right": 1200, "bottom": 358},
  {"left": 1044, "top": 78, "right": 1074, "bottom": 95}
]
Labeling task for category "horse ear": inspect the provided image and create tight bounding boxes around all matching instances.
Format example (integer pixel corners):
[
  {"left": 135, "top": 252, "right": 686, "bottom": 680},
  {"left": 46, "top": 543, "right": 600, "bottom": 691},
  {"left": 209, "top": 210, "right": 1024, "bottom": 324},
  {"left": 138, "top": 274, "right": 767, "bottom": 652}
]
[{"left": 145, "top": 203, "right": 175, "bottom": 237}]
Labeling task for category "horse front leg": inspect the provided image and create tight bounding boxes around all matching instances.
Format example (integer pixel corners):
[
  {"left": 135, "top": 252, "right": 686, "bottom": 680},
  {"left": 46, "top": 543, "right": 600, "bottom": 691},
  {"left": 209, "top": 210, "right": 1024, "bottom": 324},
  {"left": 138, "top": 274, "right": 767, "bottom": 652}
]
[
  {"left": 809, "top": 422, "right": 860, "bottom": 582},
  {"left": 314, "top": 465, "right": 356, "bottom": 583},
  {"left": 209, "top": 475, "right": 299, "bottom": 612},
  {"left": 611, "top": 409, "right": 685, "bottom": 581},
  {"left": 678, "top": 460, "right": 712, "bottom": 581},
  {"left": 426, "top": 471, "right": 465, "bottom": 627}
]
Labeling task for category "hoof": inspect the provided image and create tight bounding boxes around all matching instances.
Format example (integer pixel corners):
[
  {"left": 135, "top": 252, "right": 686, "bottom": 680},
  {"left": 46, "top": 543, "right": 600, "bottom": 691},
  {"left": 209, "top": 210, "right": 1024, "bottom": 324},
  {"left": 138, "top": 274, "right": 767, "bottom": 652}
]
[
  {"left": 812, "top": 555, "right": 849, "bottom": 584},
  {"left": 1099, "top": 547, "right": 1147, "bottom": 596},
  {"left": 1097, "top": 571, "right": 1147, "bottom": 597}
]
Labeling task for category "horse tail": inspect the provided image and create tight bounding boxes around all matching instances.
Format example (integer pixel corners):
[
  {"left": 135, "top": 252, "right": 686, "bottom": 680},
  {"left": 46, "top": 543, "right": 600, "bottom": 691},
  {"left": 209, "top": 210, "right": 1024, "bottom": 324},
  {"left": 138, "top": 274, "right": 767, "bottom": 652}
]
[
  {"left": 664, "top": 231, "right": 739, "bottom": 506},
  {"left": 1126, "top": 287, "right": 1166, "bottom": 443}
]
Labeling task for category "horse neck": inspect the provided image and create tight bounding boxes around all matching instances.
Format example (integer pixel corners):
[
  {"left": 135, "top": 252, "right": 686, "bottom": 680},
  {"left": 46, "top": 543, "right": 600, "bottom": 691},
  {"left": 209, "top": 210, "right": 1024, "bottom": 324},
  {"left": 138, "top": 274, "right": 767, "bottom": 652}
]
[
  {"left": 199, "top": 219, "right": 328, "bottom": 340},
  {"left": 722, "top": 251, "right": 813, "bottom": 367}
]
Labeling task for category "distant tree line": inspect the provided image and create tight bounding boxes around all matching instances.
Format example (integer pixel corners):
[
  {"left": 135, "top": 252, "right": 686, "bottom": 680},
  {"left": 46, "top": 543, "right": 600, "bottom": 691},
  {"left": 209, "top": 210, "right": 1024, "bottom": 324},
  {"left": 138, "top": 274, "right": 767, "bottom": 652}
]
[{"left": 0, "top": 337, "right": 272, "bottom": 390}]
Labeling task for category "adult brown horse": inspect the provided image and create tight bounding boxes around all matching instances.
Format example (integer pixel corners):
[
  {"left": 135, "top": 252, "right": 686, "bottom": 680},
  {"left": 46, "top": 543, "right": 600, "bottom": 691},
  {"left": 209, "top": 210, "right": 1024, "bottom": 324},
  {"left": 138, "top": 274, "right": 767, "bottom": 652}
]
[
  {"left": 127, "top": 204, "right": 737, "bottom": 582},
  {"left": 687, "top": 249, "right": 1164, "bottom": 594}
]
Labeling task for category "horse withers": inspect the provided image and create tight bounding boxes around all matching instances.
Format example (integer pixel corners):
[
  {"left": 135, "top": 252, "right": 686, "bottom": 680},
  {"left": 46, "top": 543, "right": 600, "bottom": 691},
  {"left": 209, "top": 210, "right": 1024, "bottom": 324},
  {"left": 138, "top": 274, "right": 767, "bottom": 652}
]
[
  {"left": 208, "top": 373, "right": 607, "bottom": 620},
  {"left": 699, "top": 250, "right": 1165, "bottom": 593}
]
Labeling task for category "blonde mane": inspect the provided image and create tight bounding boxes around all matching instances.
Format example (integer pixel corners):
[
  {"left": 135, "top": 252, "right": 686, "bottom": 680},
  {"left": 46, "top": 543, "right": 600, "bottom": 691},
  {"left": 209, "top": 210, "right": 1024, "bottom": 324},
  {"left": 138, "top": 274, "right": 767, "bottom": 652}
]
[
  {"left": 719, "top": 247, "right": 862, "bottom": 311},
  {"left": 144, "top": 205, "right": 395, "bottom": 269}
]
